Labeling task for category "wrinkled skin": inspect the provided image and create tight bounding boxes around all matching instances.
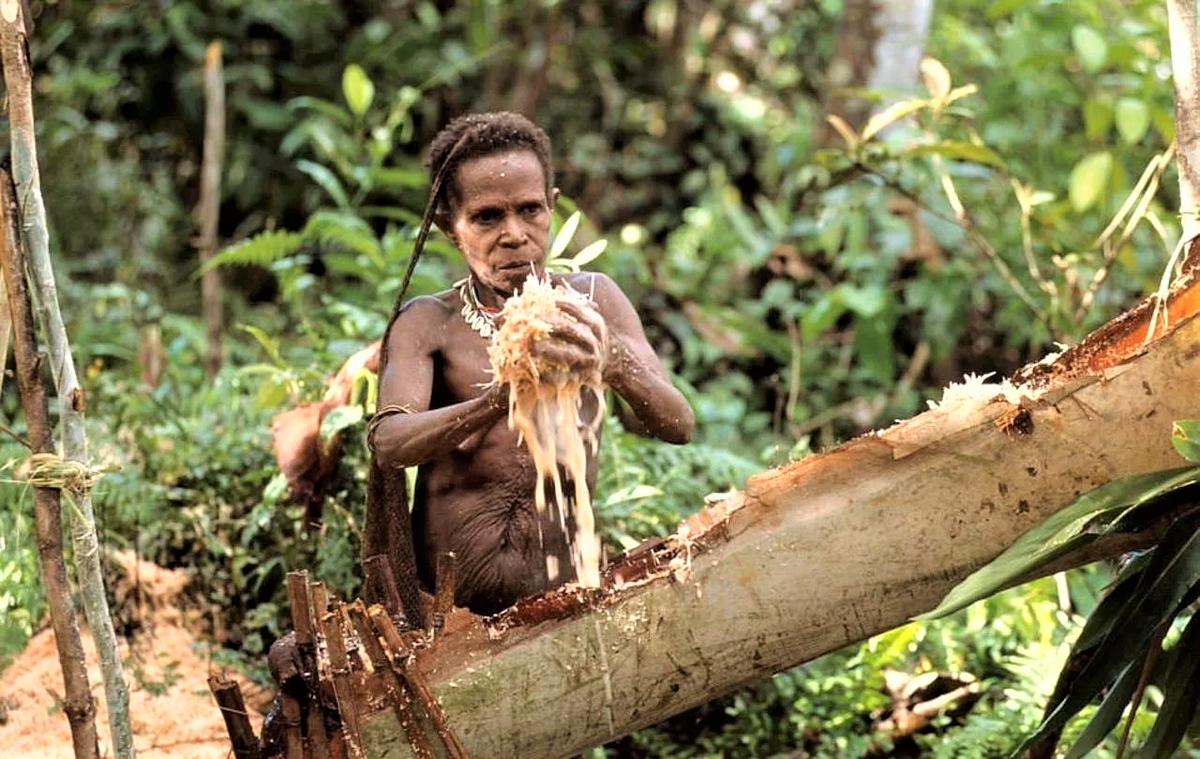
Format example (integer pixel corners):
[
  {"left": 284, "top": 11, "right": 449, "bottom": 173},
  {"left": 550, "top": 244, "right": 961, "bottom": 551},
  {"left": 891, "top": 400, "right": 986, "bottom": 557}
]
[{"left": 369, "top": 149, "right": 694, "bottom": 615}]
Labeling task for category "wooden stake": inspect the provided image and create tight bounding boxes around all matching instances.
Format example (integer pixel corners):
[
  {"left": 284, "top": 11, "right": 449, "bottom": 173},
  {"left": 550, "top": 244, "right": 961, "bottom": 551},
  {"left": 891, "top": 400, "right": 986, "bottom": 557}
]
[
  {"left": 324, "top": 604, "right": 366, "bottom": 759},
  {"left": 431, "top": 551, "right": 456, "bottom": 637},
  {"left": 280, "top": 692, "right": 305, "bottom": 759},
  {"left": 371, "top": 608, "right": 469, "bottom": 759},
  {"left": 0, "top": 170, "right": 99, "bottom": 759},
  {"left": 207, "top": 673, "right": 261, "bottom": 759},
  {"left": 346, "top": 603, "right": 434, "bottom": 759},
  {"left": 197, "top": 40, "right": 226, "bottom": 377}
]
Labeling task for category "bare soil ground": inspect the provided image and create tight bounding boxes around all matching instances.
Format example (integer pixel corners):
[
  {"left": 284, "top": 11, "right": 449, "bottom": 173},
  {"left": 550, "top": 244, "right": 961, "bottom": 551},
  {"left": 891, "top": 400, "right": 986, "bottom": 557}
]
[{"left": 0, "top": 553, "right": 268, "bottom": 758}]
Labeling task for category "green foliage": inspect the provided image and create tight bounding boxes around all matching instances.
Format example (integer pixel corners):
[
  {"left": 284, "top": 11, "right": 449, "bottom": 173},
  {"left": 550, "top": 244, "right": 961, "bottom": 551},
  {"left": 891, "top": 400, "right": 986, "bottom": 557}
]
[{"left": 2, "top": 0, "right": 1197, "bottom": 756}]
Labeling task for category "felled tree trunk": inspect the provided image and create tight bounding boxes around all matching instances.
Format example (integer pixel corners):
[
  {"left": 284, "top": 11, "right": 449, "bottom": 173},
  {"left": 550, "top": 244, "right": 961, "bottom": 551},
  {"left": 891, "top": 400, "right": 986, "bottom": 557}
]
[{"left": 346, "top": 269, "right": 1200, "bottom": 759}]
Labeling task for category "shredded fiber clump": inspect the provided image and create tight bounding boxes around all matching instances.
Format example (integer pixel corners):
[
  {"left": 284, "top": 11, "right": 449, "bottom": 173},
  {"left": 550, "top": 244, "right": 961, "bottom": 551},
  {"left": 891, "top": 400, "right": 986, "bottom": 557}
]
[{"left": 488, "top": 273, "right": 605, "bottom": 587}]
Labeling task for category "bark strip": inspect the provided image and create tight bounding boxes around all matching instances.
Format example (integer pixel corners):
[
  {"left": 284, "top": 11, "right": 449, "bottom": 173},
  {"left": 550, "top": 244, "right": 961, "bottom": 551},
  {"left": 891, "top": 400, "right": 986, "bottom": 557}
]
[
  {"left": 0, "top": 169, "right": 99, "bottom": 759},
  {"left": 0, "top": 8, "right": 134, "bottom": 757}
]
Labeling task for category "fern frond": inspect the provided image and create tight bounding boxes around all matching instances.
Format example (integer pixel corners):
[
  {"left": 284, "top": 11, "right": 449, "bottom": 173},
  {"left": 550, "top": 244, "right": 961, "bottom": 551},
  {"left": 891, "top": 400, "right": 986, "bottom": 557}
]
[
  {"left": 201, "top": 230, "right": 304, "bottom": 274},
  {"left": 302, "top": 210, "right": 383, "bottom": 265}
]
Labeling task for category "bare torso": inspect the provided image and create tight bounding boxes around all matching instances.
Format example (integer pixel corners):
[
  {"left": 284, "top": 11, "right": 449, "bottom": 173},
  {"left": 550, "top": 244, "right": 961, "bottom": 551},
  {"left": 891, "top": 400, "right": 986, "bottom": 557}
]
[{"left": 407, "top": 282, "right": 601, "bottom": 613}]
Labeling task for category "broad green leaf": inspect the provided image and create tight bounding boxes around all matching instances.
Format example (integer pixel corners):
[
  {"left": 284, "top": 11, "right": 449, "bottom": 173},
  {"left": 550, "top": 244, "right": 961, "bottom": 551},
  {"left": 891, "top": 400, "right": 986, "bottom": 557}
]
[
  {"left": 239, "top": 324, "right": 284, "bottom": 366},
  {"left": 296, "top": 159, "right": 351, "bottom": 209},
  {"left": 1138, "top": 611, "right": 1200, "bottom": 759},
  {"left": 286, "top": 96, "right": 353, "bottom": 128},
  {"left": 1072, "top": 25, "right": 1107, "bottom": 73},
  {"left": 904, "top": 141, "right": 1006, "bottom": 169},
  {"left": 342, "top": 64, "right": 376, "bottom": 117},
  {"left": 320, "top": 404, "right": 365, "bottom": 444},
  {"left": 839, "top": 284, "right": 887, "bottom": 318},
  {"left": 854, "top": 314, "right": 895, "bottom": 384},
  {"left": 1082, "top": 98, "right": 1113, "bottom": 141},
  {"left": 1063, "top": 659, "right": 1140, "bottom": 759},
  {"left": 1114, "top": 97, "right": 1150, "bottom": 145},
  {"left": 861, "top": 99, "right": 926, "bottom": 142},
  {"left": 1068, "top": 152, "right": 1113, "bottom": 212},
  {"left": 1171, "top": 420, "right": 1200, "bottom": 463},
  {"left": 548, "top": 210, "right": 581, "bottom": 262},
  {"left": 1023, "top": 509, "right": 1200, "bottom": 750},
  {"left": 800, "top": 292, "right": 847, "bottom": 342},
  {"left": 920, "top": 465, "right": 1200, "bottom": 619}
]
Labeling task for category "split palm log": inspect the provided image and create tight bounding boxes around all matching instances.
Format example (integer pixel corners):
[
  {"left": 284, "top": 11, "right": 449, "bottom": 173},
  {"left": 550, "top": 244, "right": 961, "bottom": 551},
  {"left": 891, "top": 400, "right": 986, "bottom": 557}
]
[{"left": 349, "top": 270, "right": 1200, "bottom": 759}]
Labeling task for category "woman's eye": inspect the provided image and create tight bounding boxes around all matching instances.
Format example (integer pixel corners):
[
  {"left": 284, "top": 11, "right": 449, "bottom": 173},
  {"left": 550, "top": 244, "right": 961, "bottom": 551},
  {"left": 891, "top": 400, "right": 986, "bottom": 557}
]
[{"left": 521, "top": 204, "right": 543, "bottom": 216}]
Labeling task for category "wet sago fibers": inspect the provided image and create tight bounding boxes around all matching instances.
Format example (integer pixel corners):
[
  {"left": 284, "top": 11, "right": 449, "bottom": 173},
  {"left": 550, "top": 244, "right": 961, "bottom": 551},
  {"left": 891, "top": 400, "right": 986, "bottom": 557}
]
[{"left": 488, "top": 273, "right": 604, "bottom": 588}]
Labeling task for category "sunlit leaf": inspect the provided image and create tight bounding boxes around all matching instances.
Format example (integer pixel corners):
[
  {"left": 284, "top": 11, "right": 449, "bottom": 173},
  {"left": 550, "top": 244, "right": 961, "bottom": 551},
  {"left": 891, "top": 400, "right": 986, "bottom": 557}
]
[
  {"left": 548, "top": 210, "right": 581, "bottom": 262},
  {"left": 342, "top": 63, "right": 376, "bottom": 117},
  {"left": 1071, "top": 25, "right": 1107, "bottom": 73},
  {"left": 1172, "top": 421, "right": 1200, "bottom": 463},
  {"left": 1068, "top": 151, "right": 1113, "bottom": 212},
  {"left": 920, "top": 57, "right": 951, "bottom": 100},
  {"left": 570, "top": 239, "right": 608, "bottom": 269},
  {"left": 861, "top": 99, "right": 926, "bottom": 142},
  {"left": 1114, "top": 97, "right": 1150, "bottom": 145}
]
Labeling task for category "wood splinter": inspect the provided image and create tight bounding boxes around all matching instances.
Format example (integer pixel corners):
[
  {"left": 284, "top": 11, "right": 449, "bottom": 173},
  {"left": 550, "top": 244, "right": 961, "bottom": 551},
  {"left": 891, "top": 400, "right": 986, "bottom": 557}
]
[{"left": 430, "top": 551, "right": 457, "bottom": 638}]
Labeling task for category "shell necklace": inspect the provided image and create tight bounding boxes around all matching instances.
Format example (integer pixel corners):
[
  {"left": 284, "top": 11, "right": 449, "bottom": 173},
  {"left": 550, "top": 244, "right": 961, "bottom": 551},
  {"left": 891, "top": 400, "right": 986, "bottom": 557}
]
[{"left": 455, "top": 276, "right": 501, "bottom": 339}]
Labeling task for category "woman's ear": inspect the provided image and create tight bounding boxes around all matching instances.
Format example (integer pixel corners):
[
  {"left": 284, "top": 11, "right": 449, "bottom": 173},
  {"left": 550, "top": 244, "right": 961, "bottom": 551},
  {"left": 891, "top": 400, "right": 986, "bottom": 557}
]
[
  {"left": 550, "top": 187, "right": 561, "bottom": 210},
  {"left": 434, "top": 211, "right": 457, "bottom": 244}
]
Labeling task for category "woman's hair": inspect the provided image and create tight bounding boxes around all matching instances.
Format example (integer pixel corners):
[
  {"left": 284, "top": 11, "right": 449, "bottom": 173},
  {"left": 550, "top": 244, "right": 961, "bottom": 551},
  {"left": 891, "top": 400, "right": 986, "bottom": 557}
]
[{"left": 425, "top": 111, "right": 554, "bottom": 216}]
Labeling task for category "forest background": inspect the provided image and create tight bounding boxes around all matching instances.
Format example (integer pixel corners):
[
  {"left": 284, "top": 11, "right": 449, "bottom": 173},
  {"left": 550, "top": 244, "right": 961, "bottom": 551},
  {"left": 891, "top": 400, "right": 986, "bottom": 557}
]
[{"left": 0, "top": 0, "right": 1194, "bottom": 756}]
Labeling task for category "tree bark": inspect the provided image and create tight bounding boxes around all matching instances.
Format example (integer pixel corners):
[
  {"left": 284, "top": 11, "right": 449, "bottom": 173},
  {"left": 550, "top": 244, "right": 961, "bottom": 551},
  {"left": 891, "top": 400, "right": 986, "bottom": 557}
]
[
  {"left": 0, "top": 6, "right": 134, "bottom": 758},
  {"left": 0, "top": 170, "right": 99, "bottom": 759},
  {"left": 819, "top": 0, "right": 934, "bottom": 145},
  {"left": 347, "top": 268, "right": 1200, "bottom": 758},
  {"left": 198, "top": 41, "right": 226, "bottom": 378},
  {"left": 1169, "top": 0, "right": 1200, "bottom": 239}
]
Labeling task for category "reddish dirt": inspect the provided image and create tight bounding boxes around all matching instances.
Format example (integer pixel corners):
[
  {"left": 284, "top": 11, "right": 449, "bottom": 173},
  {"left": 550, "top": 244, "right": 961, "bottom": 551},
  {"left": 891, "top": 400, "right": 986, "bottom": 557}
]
[{"left": 0, "top": 553, "right": 265, "bottom": 759}]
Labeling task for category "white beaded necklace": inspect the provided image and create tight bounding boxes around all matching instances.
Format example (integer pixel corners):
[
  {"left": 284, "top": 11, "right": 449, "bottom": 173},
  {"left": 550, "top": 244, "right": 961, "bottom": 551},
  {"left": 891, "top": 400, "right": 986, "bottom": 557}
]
[{"left": 455, "top": 277, "right": 498, "bottom": 339}]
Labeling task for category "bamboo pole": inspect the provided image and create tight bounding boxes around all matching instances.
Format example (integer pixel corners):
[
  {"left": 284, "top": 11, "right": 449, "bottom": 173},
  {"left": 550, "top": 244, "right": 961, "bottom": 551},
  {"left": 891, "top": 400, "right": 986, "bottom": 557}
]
[
  {"left": 197, "top": 40, "right": 226, "bottom": 377},
  {"left": 0, "top": 169, "right": 99, "bottom": 759},
  {"left": 0, "top": 5, "right": 134, "bottom": 757}
]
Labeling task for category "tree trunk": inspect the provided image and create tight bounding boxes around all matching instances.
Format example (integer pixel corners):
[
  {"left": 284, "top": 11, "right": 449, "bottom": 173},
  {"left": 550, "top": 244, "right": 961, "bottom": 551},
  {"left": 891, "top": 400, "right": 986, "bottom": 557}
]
[
  {"left": 0, "top": 170, "right": 99, "bottom": 759},
  {"left": 344, "top": 268, "right": 1200, "bottom": 759},
  {"left": 198, "top": 41, "right": 226, "bottom": 378},
  {"left": 1169, "top": 0, "right": 1200, "bottom": 239},
  {"left": 0, "top": 6, "right": 134, "bottom": 758},
  {"left": 819, "top": 0, "right": 934, "bottom": 144}
]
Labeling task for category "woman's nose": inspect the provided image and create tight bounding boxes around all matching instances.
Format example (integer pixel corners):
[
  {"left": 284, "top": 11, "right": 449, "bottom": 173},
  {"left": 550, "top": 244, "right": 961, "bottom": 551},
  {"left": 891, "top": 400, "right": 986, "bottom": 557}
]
[{"left": 499, "top": 216, "right": 527, "bottom": 245}]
